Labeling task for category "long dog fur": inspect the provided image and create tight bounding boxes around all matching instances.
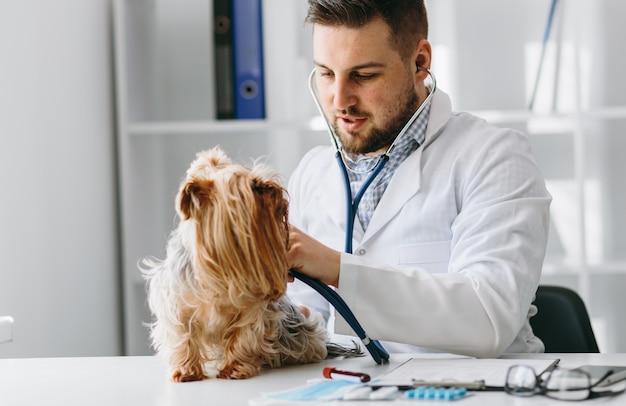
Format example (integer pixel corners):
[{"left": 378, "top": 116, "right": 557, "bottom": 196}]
[{"left": 141, "top": 147, "right": 328, "bottom": 381}]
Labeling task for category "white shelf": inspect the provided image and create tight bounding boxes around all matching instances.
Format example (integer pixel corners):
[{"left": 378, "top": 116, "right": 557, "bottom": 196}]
[
  {"left": 584, "top": 105, "right": 626, "bottom": 120},
  {"left": 127, "top": 120, "right": 269, "bottom": 135},
  {"left": 125, "top": 119, "right": 315, "bottom": 136},
  {"left": 543, "top": 260, "right": 626, "bottom": 275},
  {"left": 469, "top": 105, "right": 626, "bottom": 125}
]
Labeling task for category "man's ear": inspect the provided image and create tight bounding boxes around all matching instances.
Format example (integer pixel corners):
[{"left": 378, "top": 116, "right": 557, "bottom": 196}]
[{"left": 414, "top": 39, "right": 432, "bottom": 78}]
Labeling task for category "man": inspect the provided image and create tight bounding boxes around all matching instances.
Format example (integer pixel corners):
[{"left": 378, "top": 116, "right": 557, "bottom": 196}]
[{"left": 287, "top": 0, "right": 551, "bottom": 357}]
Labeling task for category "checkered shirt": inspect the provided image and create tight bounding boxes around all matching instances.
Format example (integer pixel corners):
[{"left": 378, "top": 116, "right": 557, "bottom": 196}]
[{"left": 347, "top": 102, "right": 431, "bottom": 231}]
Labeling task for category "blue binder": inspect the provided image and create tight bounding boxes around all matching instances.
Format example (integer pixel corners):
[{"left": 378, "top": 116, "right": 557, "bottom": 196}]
[{"left": 231, "top": 0, "right": 265, "bottom": 119}]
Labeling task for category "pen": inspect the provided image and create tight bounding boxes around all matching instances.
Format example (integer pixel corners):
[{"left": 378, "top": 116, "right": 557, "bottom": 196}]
[{"left": 323, "top": 367, "right": 371, "bottom": 383}]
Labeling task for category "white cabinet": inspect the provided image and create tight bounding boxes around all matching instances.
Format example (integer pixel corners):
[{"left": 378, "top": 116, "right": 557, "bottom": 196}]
[
  {"left": 112, "top": 0, "right": 325, "bottom": 355},
  {"left": 114, "top": 0, "right": 626, "bottom": 354}
]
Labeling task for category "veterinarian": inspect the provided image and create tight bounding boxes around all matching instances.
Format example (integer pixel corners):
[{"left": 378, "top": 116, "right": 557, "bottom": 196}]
[{"left": 286, "top": 0, "right": 552, "bottom": 357}]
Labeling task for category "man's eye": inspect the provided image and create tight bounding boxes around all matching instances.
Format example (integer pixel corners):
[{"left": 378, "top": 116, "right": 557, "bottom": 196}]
[{"left": 354, "top": 73, "right": 377, "bottom": 80}]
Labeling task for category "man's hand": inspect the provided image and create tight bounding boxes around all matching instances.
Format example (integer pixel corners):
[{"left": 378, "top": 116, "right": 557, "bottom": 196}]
[{"left": 288, "top": 225, "right": 341, "bottom": 287}]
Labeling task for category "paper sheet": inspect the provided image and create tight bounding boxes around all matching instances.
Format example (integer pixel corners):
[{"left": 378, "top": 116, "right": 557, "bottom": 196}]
[{"left": 371, "top": 357, "right": 559, "bottom": 388}]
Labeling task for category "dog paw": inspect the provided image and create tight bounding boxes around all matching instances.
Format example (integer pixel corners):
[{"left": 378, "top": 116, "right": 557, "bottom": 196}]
[
  {"left": 171, "top": 369, "right": 207, "bottom": 382},
  {"left": 217, "top": 362, "right": 258, "bottom": 379}
]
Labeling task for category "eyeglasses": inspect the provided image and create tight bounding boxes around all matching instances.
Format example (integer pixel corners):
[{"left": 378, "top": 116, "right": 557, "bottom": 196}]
[{"left": 505, "top": 364, "right": 626, "bottom": 401}]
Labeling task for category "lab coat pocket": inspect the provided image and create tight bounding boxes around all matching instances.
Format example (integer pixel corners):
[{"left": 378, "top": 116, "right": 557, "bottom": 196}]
[{"left": 397, "top": 240, "right": 451, "bottom": 273}]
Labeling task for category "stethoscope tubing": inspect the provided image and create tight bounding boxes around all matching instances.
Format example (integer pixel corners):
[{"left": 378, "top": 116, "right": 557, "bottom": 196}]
[
  {"left": 336, "top": 152, "right": 388, "bottom": 254},
  {"left": 290, "top": 269, "right": 389, "bottom": 364}
]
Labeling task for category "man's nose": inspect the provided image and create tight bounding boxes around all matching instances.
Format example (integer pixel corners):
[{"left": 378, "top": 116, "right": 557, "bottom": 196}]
[{"left": 332, "top": 77, "right": 357, "bottom": 111}]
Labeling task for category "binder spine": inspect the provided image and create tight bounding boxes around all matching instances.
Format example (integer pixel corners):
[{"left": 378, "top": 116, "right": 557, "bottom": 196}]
[
  {"left": 231, "top": 0, "right": 266, "bottom": 119},
  {"left": 213, "top": 0, "right": 235, "bottom": 119}
]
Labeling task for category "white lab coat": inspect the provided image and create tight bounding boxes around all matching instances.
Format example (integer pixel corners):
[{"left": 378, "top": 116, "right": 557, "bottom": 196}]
[{"left": 287, "top": 89, "right": 552, "bottom": 358}]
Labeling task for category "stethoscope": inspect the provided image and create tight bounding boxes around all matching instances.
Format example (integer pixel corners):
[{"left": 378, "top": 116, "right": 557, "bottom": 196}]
[
  {"left": 308, "top": 66, "right": 437, "bottom": 254},
  {"left": 291, "top": 67, "right": 437, "bottom": 365}
]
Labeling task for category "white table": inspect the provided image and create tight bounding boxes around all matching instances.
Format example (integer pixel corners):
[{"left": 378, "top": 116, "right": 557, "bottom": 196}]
[{"left": 1, "top": 353, "right": 625, "bottom": 405}]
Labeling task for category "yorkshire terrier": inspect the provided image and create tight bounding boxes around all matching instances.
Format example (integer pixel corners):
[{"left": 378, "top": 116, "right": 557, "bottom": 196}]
[{"left": 141, "top": 147, "right": 329, "bottom": 382}]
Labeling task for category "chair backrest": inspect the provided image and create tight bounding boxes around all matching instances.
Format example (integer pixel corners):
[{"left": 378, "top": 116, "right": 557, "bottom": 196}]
[{"left": 530, "top": 285, "right": 599, "bottom": 353}]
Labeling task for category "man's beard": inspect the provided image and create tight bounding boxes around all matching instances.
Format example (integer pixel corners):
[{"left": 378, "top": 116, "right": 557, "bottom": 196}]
[{"left": 333, "top": 87, "right": 420, "bottom": 155}]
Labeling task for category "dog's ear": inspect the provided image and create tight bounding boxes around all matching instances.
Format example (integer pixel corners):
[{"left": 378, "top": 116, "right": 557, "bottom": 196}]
[
  {"left": 248, "top": 176, "right": 290, "bottom": 299},
  {"left": 250, "top": 175, "right": 290, "bottom": 245},
  {"left": 251, "top": 177, "right": 288, "bottom": 218},
  {"left": 251, "top": 177, "right": 283, "bottom": 200},
  {"left": 178, "top": 178, "right": 214, "bottom": 221}
]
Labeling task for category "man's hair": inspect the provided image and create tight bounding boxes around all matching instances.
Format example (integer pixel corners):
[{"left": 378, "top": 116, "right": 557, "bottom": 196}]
[{"left": 305, "top": 0, "right": 428, "bottom": 60}]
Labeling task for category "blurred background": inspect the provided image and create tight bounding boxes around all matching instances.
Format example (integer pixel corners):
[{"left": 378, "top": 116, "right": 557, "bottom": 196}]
[{"left": 1, "top": 0, "right": 624, "bottom": 358}]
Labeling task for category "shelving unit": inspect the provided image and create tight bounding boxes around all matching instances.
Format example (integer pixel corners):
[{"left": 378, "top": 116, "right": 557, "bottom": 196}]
[
  {"left": 428, "top": 0, "right": 626, "bottom": 352},
  {"left": 112, "top": 0, "right": 324, "bottom": 355},
  {"left": 114, "top": 0, "right": 626, "bottom": 354}
]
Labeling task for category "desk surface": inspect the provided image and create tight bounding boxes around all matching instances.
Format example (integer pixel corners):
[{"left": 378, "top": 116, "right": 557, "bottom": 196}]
[{"left": 1, "top": 353, "right": 625, "bottom": 405}]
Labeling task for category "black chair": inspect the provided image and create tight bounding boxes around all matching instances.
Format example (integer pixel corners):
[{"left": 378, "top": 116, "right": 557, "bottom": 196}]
[{"left": 530, "top": 285, "right": 600, "bottom": 353}]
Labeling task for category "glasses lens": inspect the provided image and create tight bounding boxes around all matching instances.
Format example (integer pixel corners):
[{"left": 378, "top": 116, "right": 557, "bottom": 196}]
[
  {"left": 505, "top": 365, "right": 539, "bottom": 396},
  {"left": 545, "top": 369, "right": 590, "bottom": 401}
]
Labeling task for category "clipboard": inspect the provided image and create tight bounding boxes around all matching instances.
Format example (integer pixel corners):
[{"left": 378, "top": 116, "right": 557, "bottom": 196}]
[{"left": 369, "top": 356, "right": 560, "bottom": 390}]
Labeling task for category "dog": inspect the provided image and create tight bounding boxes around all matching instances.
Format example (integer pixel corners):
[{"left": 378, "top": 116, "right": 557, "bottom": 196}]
[{"left": 141, "top": 147, "right": 329, "bottom": 382}]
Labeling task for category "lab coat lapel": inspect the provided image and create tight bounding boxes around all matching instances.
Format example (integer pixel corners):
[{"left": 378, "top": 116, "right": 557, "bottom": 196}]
[
  {"left": 362, "top": 148, "right": 423, "bottom": 241},
  {"left": 361, "top": 89, "right": 451, "bottom": 244}
]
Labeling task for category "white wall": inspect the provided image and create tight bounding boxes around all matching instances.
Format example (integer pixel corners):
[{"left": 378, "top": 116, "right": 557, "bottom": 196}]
[{"left": 0, "top": 0, "right": 122, "bottom": 357}]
